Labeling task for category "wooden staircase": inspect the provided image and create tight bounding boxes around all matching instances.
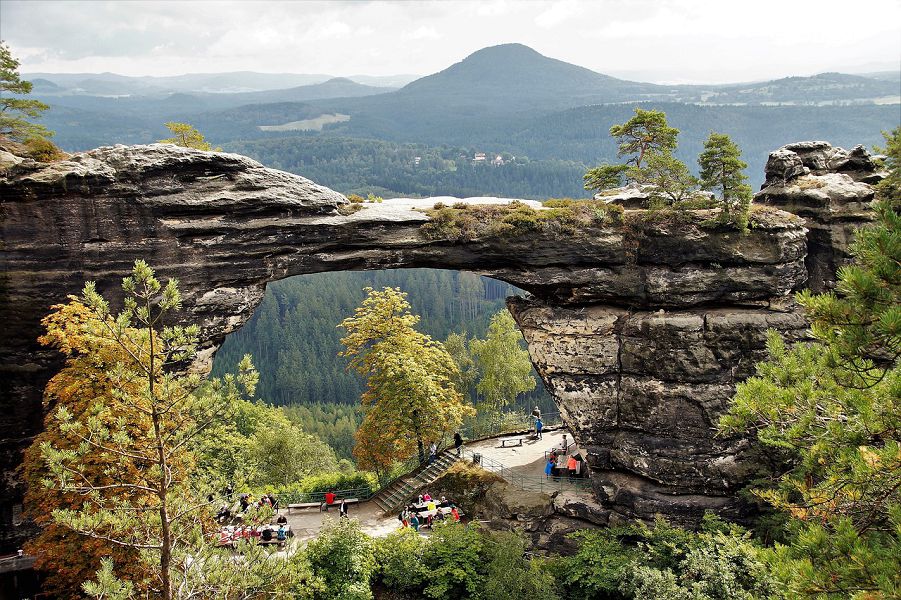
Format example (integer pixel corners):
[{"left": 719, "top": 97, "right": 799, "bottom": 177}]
[{"left": 371, "top": 450, "right": 459, "bottom": 514}]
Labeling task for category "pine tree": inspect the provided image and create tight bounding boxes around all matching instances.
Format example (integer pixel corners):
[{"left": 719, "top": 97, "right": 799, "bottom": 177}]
[
  {"left": 159, "top": 122, "right": 220, "bottom": 151},
  {"left": 698, "top": 132, "right": 753, "bottom": 230},
  {"left": 721, "top": 130, "right": 901, "bottom": 597},
  {"left": 0, "top": 41, "right": 52, "bottom": 141},
  {"left": 35, "top": 261, "right": 258, "bottom": 600},
  {"left": 609, "top": 108, "right": 679, "bottom": 169}
]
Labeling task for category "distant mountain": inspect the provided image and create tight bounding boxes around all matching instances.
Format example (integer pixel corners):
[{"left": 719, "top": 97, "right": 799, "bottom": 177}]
[
  {"left": 24, "top": 71, "right": 409, "bottom": 97},
  {"left": 391, "top": 43, "right": 664, "bottom": 111},
  {"left": 207, "top": 77, "right": 394, "bottom": 106},
  {"left": 699, "top": 72, "right": 901, "bottom": 105}
]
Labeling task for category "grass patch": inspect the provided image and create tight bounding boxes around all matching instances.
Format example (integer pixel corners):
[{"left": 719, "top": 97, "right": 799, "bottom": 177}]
[
  {"left": 337, "top": 203, "right": 364, "bottom": 216},
  {"left": 420, "top": 199, "right": 623, "bottom": 241}
]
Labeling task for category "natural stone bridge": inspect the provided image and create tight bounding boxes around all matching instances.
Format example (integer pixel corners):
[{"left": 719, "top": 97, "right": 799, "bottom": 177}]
[{"left": 0, "top": 141, "right": 880, "bottom": 549}]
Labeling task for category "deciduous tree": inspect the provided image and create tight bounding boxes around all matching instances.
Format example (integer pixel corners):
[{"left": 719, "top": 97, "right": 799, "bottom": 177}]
[
  {"left": 339, "top": 287, "right": 474, "bottom": 464},
  {"left": 470, "top": 311, "right": 536, "bottom": 417}
]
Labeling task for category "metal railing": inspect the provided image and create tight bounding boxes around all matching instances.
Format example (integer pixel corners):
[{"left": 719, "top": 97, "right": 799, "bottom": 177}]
[
  {"left": 460, "top": 410, "right": 562, "bottom": 440},
  {"left": 461, "top": 449, "right": 592, "bottom": 494},
  {"left": 277, "top": 486, "right": 376, "bottom": 506}
]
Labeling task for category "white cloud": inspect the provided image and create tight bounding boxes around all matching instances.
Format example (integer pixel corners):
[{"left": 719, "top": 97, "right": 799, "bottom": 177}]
[
  {"left": 534, "top": 0, "right": 579, "bottom": 28},
  {"left": 1, "top": 0, "right": 898, "bottom": 82}
]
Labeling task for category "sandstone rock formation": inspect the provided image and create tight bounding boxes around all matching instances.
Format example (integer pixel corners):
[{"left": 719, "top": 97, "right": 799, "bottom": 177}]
[
  {"left": 0, "top": 141, "right": 877, "bottom": 549},
  {"left": 755, "top": 141, "right": 884, "bottom": 292}
]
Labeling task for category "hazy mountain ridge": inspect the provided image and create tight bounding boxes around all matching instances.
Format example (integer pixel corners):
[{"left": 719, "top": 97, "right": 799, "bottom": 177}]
[{"left": 29, "top": 43, "right": 898, "bottom": 196}]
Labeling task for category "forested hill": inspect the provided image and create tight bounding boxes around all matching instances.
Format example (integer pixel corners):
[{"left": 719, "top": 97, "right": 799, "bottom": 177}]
[{"left": 211, "top": 269, "right": 551, "bottom": 408}]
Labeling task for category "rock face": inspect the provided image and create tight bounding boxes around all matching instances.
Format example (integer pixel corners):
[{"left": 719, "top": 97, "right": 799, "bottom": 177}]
[
  {"left": 509, "top": 300, "right": 809, "bottom": 523},
  {"left": 0, "top": 142, "right": 877, "bottom": 549},
  {"left": 756, "top": 141, "right": 884, "bottom": 292}
]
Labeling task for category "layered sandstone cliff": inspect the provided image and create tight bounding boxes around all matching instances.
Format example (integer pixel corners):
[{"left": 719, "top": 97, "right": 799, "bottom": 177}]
[{"left": 0, "top": 141, "right": 878, "bottom": 547}]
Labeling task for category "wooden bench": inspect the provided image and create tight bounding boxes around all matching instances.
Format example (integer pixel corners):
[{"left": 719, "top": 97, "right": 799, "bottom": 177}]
[
  {"left": 287, "top": 498, "right": 361, "bottom": 513},
  {"left": 500, "top": 438, "right": 523, "bottom": 448},
  {"left": 286, "top": 502, "right": 321, "bottom": 513}
]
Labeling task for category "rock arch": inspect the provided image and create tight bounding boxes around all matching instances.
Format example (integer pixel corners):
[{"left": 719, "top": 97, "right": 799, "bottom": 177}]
[{"left": 0, "top": 141, "right": 880, "bottom": 548}]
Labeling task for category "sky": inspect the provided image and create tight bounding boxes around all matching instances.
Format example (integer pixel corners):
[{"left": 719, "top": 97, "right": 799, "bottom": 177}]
[{"left": 2, "top": 0, "right": 900, "bottom": 84}]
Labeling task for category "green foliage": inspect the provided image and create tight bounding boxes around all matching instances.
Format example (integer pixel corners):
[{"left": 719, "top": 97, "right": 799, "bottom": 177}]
[
  {"left": 721, "top": 149, "right": 901, "bottom": 597},
  {"left": 158, "top": 121, "right": 221, "bottom": 151},
  {"left": 35, "top": 261, "right": 262, "bottom": 600},
  {"left": 875, "top": 126, "right": 901, "bottom": 202},
  {"left": 421, "top": 199, "right": 623, "bottom": 241},
  {"left": 555, "top": 518, "right": 781, "bottom": 600},
  {"left": 190, "top": 366, "right": 339, "bottom": 490},
  {"left": 629, "top": 151, "right": 698, "bottom": 207},
  {"left": 421, "top": 521, "right": 484, "bottom": 599},
  {"left": 583, "top": 163, "right": 629, "bottom": 193},
  {"left": 0, "top": 41, "right": 52, "bottom": 141},
  {"left": 478, "top": 531, "right": 559, "bottom": 600},
  {"left": 698, "top": 132, "right": 753, "bottom": 231},
  {"left": 340, "top": 287, "right": 474, "bottom": 467},
  {"left": 23, "top": 135, "right": 65, "bottom": 161},
  {"left": 267, "top": 470, "right": 378, "bottom": 498},
  {"left": 552, "top": 528, "right": 640, "bottom": 599},
  {"left": 283, "top": 403, "right": 363, "bottom": 461},
  {"left": 306, "top": 518, "right": 376, "bottom": 600},
  {"left": 83, "top": 558, "right": 134, "bottom": 600},
  {"left": 375, "top": 528, "right": 429, "bottom": 592},
  {"left": 470, "top": 310, "right": 536, "bottom": 417},
  {"left": 212, "top": 270, "right": 550, "bottom": 410},
  {"left": 583, "top": 108, "right": 698, "bottom": 207},
  {"left": 609, "top": 108, "right": 679, "bottom": 168}
]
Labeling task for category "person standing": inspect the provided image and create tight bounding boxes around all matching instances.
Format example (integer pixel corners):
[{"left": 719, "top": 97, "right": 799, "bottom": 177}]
[
  {"left": 339, "top": 498, "right": 348, "bottom": 518},
  {"left": 454, "top": 431, "right": 463, "bottom": 457},
  {"left": 535, "top": 417, "right": 543, "bottom": 439},
  {"left": 428, "top": 441, "right": 438, "bottom": 464}
]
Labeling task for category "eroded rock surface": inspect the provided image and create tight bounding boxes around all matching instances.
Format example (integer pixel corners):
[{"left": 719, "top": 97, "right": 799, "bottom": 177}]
[
  {"left": 0, "top": 142, "right": 876, "bottom": 548},
  {"left": 756, "top": 141, "right": 884, "bottom": 291}
]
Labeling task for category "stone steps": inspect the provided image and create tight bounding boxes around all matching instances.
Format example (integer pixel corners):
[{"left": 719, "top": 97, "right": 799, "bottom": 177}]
[{"left": 372, "top": 451, "right": 458, "bottom": 514}]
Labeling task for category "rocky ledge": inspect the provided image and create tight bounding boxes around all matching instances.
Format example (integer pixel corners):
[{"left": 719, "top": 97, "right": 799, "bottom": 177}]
[
  {"left": 0, "top": 142, "right": 878, "bottom": 548},
  {"left": 755, "top": 140, "right": 885, "bottom": 292}
]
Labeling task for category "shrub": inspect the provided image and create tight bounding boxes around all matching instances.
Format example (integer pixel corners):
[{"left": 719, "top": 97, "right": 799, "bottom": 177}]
[
  {"left": 306, "top": 518, "right": 376, "bottom": 600},
  {"left": 347, "top": 194, "right": 365, "bottom": 203},
  {"left": 422, "top": 521, "right": 484, "bottom": 599},
  {"left": 262, "top": 471, "right": 378, "bottom": 503},
  {"left": 556, "top": 517, "right": 781, "bottom": 600},
  {"left": 337, "top": 203, "right": 364, "bottom": 216},
  {"left": 479, "top": 531, "right": 559, "bottom": 600},
  {"left": 375, "top": 528, "right": 429, "bottom": 593},
  {"left": 420, "top": 199, "right": 623, "bottom": 242},
  {"left": 24, "top": 136, "right": 65, "bottom": 162}
]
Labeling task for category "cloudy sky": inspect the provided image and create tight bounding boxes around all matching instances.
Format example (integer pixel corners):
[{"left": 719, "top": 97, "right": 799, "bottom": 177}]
[{"left": 2, "top": 0, "right": 899, "bottom": 84}]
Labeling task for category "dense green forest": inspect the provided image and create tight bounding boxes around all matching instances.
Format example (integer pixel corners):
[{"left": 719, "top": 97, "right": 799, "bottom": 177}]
[
  {"left": 211, "top": 269, "right": 552, "bottom": 409},
  {"left": 223, "top": 136, "right": 588, "bottom": 198}
]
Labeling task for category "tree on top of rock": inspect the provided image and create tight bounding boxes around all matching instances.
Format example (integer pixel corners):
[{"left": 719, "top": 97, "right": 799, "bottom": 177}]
[
  {"left": 609, "top": 108, "right": 679, "bottom": 169},
  {"left": 0, "top": 41, "right": 52, "bottom": 141},
  {"left": 698, "top": 132, "right": 754, "bottom": 230},
  {"left": 584, "top": 108, "right": 697, "bottom": 206},
  {"left": 159, "top": 122, "right": 221, "bottom": 151}
]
